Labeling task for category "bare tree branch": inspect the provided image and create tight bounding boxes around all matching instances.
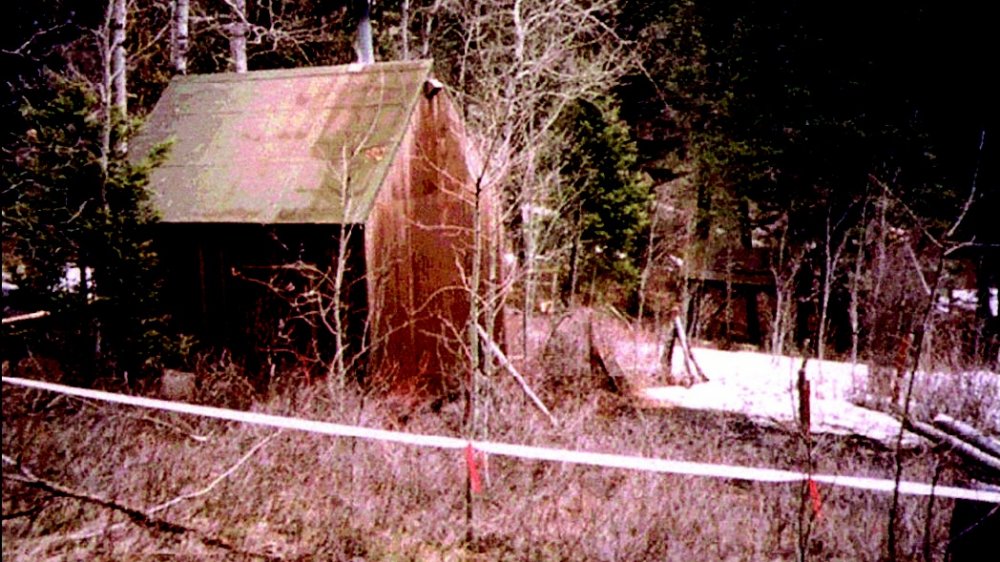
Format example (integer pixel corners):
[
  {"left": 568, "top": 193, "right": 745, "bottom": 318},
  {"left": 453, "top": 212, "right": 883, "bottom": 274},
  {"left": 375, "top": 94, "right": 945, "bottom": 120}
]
[{"left": 2, "top": 453, "right": 277, "bottom": 560}]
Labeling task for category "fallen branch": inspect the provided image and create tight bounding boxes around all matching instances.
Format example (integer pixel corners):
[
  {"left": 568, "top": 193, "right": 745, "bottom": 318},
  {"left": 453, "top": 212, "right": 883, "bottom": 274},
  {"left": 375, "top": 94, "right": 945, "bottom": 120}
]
[
  {"left": 3, "top": 455, "right": 238, "bottom": 553},
  {"left": 80, "top": 431, "right": 277, "bottom": 542},
  {"left": 476, "top": 323, "right": 557, "bottom": 426},
  {"left": 933, "top": 414, "right": 1000, "bottom": 459},
  {"left": 904, "top": 420, "right": 1000, "bottom": 473},
  {"left": 4, "top": 454, "right": 186, "bottom": 535},
  {"left": 2, "top": 432, "right": 281, "bottom": 558}
]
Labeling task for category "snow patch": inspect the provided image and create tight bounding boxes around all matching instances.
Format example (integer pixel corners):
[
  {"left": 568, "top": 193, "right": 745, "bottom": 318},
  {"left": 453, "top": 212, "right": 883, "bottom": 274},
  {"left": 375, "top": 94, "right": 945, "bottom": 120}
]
[{"left": 639, "top": 347, "right": 934, "bottom": 446}]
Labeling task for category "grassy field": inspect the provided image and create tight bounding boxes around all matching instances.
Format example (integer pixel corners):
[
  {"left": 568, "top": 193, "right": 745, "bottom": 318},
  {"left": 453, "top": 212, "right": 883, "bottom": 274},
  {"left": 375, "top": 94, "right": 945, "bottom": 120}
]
[{"left": 2, "top": 313, "right": 992, "bottom": 561}]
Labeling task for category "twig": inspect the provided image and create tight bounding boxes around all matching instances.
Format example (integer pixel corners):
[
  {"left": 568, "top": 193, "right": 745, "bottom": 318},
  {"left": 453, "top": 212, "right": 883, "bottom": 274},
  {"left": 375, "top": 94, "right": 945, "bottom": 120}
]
[
  {"left": 148, "top": 430, "right": 281, "bottom": 514},
  {"left": 945, "top": 128, "right": 985, "bottom": 240},
  {"left": 132, "top": 413, "right": 210, "bottom": 443},
  {"left": 2, "top": 311, "right": 50, "bottom": 324}
]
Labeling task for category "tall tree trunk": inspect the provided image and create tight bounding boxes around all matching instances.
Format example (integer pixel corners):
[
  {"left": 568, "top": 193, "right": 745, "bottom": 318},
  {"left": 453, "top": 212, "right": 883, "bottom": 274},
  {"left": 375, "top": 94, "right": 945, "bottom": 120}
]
[
  {"left": 849, "top": 193, "right": 872, "bottom": 368},
  {"left": 400, "top": 0, "right": 410, "bottom": 60},
  {"left": 111, "top": 0, "right": 127, "bottom": 155},
  {"left": 562, "top": 203, "right": 583, "bottom": 304},
  {"left": 817, "top": 213, "right": 832, "bottom": 362},
  {"left": 354, "top": 0, "right": 374, "bottom": 64},
  {"left": 228, "top": 0, "right": 248, "bottom": 73},
  {"left": 817, "top": 208, "right": 849, "bottom": 362},
  {"left": 173, "top": 0, "right": 190, "bottom": 74}
]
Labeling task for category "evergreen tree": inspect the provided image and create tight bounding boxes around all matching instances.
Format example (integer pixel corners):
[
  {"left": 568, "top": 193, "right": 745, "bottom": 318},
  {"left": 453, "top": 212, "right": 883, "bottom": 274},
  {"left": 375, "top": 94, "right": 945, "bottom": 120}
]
[
  {"left": 556, "top": 98, "right": 652, "bottom": 299},
  {"left": 2, "top": 76, "right": 170, "bottom": 379}
]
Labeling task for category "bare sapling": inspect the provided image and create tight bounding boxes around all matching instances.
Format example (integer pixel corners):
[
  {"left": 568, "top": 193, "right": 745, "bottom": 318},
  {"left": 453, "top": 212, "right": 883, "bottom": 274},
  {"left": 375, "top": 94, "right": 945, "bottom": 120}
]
[{"left": 882, "top": 131, "right": 983, "bottom": 560}]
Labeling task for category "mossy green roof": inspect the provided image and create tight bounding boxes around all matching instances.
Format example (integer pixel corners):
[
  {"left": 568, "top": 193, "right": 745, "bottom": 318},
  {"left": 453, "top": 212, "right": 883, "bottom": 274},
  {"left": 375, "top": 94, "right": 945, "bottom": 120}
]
[{"left": 131, "top": 60, "right": 433, "bottom": 224}]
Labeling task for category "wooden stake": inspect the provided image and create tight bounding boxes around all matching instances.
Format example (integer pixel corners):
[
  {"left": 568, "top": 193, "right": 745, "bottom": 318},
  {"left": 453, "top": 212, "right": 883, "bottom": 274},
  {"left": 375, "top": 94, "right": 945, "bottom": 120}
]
[
  {"left": 673, "top": 316, "right": 708, "bottom": 384},
  {"left": 797, "top": 356, "right": 811, "bottom": 438}
]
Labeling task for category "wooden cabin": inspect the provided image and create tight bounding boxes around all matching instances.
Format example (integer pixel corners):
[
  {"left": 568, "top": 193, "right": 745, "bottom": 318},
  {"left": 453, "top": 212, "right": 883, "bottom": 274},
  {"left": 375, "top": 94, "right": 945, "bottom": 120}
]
[{"left": 131, "top": 60, "right": 499, "bottom": 394}]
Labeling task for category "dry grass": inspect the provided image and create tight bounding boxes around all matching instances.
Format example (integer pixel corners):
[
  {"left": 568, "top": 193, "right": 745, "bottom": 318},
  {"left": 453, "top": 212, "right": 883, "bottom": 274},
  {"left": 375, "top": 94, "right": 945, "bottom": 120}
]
[{"left": 1, "top": 315, "right": 980, "bottom": 561}]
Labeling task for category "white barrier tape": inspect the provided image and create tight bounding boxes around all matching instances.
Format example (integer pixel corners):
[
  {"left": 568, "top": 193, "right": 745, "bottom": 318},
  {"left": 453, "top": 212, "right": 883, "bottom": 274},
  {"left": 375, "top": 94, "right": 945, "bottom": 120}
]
[{"left": 4, "top": 376, "right": 999, "bottom": 504}]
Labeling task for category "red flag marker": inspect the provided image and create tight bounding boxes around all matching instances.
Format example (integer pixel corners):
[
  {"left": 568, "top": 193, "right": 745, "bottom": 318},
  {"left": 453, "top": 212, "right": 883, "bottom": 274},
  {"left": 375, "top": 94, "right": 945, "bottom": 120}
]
[
  {"left": 465, "top": 443, "right": 482, "bottom": 493},
  {"left": 808, "top": 478, "right": 823, "bottom": 519}
]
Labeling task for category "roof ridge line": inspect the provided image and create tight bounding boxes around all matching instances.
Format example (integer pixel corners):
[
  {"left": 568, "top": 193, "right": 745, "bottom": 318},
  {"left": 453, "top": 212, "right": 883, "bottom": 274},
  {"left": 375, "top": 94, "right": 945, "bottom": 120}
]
[{"left": 178, "top": 60, "right": 434, "bottom": 84}]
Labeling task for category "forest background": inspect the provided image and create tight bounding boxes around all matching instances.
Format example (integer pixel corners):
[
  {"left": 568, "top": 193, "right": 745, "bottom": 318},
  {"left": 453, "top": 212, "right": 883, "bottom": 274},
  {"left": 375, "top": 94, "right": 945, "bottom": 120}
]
[{"left": 2, "top": 0, "right": 997, "bottom": 379}]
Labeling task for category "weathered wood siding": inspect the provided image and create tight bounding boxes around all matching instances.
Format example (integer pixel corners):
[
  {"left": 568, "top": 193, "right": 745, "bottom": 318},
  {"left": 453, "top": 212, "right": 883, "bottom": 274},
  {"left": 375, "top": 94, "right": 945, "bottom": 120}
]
[
  {"left": 156, "top": 223, "right": 367, "bottom": 382},
  {"left": 366, "top": 88, "right": 500, "bottom": 395}
]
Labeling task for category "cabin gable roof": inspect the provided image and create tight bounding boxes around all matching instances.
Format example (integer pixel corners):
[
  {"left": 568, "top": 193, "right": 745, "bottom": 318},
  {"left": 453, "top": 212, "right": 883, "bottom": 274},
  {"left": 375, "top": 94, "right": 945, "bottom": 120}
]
[{"left": 131, "top": 60, "right": 433, "bottom": 224}]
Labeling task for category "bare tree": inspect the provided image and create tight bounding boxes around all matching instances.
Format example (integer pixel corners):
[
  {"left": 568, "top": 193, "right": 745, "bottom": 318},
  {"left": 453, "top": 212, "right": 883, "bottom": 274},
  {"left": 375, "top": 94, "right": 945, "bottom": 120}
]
[
  {"left": 426, "top": 0, "right": 636, "bottom": 355},
  {"left": 815, "top": 205, "right": 853, "bottom": 362},
  {"left": 874, "top": 163, "right": 981, "bottom": 561},
  {"left": 404, "top": 1, "right": 637, "bottom": 540},
  {"left": 768, "top": 215, "right": 806, "bottom": 356}
]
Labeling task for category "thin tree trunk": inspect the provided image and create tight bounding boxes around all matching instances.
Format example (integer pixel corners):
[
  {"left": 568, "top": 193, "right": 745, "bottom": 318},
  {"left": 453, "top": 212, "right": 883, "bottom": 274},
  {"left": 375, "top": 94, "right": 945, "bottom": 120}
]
[
  {"left": 817, "top": 214, "right": 832, "bottom": 362},
  {"left": 173, "top": 0, "right": 190, "bottom": 74},
  {"left": 849, "top": 194, "right": 872, "bottom": 368},
  {"left": 636, "top": 199, "right": 659, "bottom": 324},
  {"left": 354, "top": 0, "right": 374, "bottom": 64},
  {"left": 818, "top": 208, "right": 849, "bottom": 362},
  {"left": 99, "top": 16, "right": 112, "bottom": 177},
  {"left": 329, "top": 149, "right": 353, "bottom": 387},
  {"left": 888, "top": 254, "right": 946, "bottom": 561},
  {"left": 420, "top": 0, "right": 437, "bottom": 59},
  {"left": 770, "top": 222, "right": 795, "bottom": 355},
  {"left": 228, "top": 0, "right": 248, "bottom": 73},
  {"left": 401, "top": 0, "right": 410, "bottom": 60},
  {"left": 563, "top": 204, "right": 583, "bottom": 303},
  {"left": 521, "top": 148, "right": 538, "bottom": 344},
  {"left": 111, "top": 0, "right": 127, "bottom": 154},
  {"left": 660, "top": 317, "right": 677, "bottom": 378}
]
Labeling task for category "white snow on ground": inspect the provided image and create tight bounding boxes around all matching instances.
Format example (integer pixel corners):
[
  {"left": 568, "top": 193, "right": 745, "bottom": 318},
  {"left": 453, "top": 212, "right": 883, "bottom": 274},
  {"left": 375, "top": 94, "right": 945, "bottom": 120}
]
[{"left": 634, "top": 346, "right": 973, "bottom": 448}]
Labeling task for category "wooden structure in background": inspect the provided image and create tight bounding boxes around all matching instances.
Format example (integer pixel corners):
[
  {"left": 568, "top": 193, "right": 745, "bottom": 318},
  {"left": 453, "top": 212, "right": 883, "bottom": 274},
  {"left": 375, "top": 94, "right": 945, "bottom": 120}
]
[
  {"left": 686, "top": 246, "right": 774, "bottom": 346},
  {"left": 132, "top": 61, "right": 499, "bottom": 394}
]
